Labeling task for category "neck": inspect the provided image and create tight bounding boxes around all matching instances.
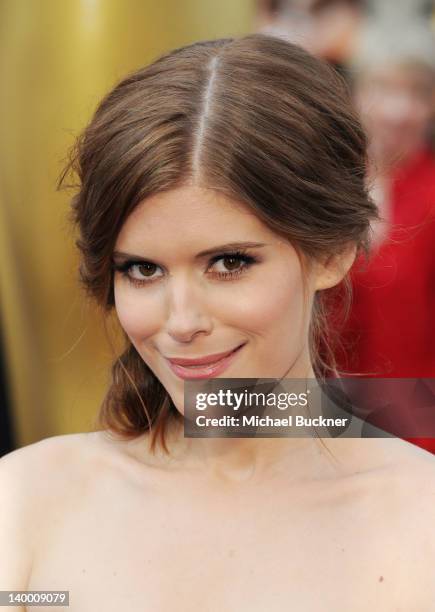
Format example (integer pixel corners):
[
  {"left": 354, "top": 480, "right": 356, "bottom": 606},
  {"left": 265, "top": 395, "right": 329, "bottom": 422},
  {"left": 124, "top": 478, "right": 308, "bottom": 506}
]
[
  {"left": 157, "top": 358, "right": 336, "bottom": 486},
  {"left": 173, "top": 429, "right": 325, "bottom": 485}
]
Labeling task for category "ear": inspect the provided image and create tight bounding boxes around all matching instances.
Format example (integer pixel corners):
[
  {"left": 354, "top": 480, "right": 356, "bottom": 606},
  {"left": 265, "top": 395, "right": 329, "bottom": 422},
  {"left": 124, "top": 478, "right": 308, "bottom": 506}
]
[{"left": 312, "top": 243, "right": 357, "bottom": 291}]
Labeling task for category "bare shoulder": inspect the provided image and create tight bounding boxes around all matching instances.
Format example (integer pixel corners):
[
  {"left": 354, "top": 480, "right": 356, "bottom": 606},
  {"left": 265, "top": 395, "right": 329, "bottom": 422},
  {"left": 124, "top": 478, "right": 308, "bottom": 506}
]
[
  {"left": 372, "top": 438, "right": 435, "bottom": 596},
  {"left": 0, "top": 429, "right": 162, "bottom": 595},
  {"left": 0, "top": 432, "right": 106, "bottom": 518},
  {"left": 332, "top": 436, "right": 435, "bottom": 538},
  {"left": 0, "top": 431, "right": 102, "bottom": 484},
  {"left": 394, "top": 439, "right": 435, "bottom": 521},
  {"left": 0, "top": 429, "right": 152, "bottom": 522},
  {"left": 0, "top": 428, "right": 158, "bottom": 511},
  {"left": 0, "top": 432, "right": 103, "bottom": 593},
  {"left": 0, "top": 431, "right": 129, "bottom": 500},
  {"left": 381, "top": 436, "right": 435, "bottom": 492},
  {"left": 359, "top": 436, "right": 435, "bottom": 506},
  {"left": 327, "top": 437, "right": 435, "bottom": 604}
]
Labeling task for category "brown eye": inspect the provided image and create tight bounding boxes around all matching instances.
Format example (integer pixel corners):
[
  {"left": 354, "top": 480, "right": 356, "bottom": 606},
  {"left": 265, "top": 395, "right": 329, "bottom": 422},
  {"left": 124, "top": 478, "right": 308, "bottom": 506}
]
[
  {"left": 137, "top": 263, "right": 157, "bottom": 277},
  {"left": 113, "top": 259, "right": 164, "bottom": 286},
  {"left": 209, "top": 252, "right": 257, "bottom": 279},
  {"left": 222, "top": 256, "right": 242, "bottom": 271}
]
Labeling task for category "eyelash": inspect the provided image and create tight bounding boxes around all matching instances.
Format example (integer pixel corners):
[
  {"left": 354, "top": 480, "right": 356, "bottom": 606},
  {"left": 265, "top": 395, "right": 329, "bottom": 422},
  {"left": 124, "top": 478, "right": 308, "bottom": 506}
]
[{"left": 112, "top": 250, "right": 258, "bottom": 288}]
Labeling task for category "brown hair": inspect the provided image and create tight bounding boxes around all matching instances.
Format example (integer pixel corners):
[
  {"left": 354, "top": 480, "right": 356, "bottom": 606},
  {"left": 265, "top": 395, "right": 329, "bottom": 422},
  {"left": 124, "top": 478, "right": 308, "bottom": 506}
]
[{"left": 58, "top": 34, "right": 378, "bottom": 452}]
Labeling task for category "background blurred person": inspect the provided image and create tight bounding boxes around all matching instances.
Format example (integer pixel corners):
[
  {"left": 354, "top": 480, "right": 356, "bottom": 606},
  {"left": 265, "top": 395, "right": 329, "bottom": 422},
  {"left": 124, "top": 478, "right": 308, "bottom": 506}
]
[
  {"left": 334, "top": 24, "right": 435, "bottom": 452},
  {"left": 255, "top": 0, "right": 366, "bottom": 76}
]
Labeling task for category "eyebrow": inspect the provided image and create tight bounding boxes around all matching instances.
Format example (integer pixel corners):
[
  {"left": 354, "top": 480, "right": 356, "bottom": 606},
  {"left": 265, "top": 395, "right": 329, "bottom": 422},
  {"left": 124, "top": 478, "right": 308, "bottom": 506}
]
[{"left": 112, "top": 241, "right": 268, "bottom": 262}]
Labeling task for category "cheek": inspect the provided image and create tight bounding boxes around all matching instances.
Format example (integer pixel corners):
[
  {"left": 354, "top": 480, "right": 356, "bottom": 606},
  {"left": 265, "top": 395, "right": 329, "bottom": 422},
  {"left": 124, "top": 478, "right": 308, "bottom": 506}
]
[
  {"left": 114, "top": 283, "right": 161, "bottom": 340},
  {"left": 264, "top": 270, "right": 308, "bottom": 335},
  {"left": 227, "top": 263, "right": 307, "bottom": 333}
]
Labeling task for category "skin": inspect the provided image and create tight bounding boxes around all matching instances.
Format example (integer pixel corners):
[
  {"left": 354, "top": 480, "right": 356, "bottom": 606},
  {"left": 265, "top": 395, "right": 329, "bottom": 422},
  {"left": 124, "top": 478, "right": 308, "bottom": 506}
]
[{"left": 1, "top": 185, "right": 435, "bottom": 611}]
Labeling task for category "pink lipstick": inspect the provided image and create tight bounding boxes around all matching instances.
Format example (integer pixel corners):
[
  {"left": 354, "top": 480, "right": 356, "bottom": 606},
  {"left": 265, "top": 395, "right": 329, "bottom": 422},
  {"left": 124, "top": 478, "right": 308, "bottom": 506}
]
[{"left": 165, "top": 344, "right": 245, "bottom": 380}]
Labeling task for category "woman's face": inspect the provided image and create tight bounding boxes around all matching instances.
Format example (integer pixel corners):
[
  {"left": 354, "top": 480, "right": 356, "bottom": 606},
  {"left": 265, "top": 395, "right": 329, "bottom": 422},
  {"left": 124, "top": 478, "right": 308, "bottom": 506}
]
[
  {"left": 355, "top": 63, "right": 434, "bottom": 165},
  {"left": 113, "top": 185, "right": 328, "bottom": 414}
]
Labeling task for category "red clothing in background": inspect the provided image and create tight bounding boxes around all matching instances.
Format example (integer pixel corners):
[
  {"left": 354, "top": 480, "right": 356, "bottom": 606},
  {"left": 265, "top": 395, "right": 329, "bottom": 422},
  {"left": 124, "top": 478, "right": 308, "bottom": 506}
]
[{"left": 336, "top": 147, "right": 435, "bottom": 452}]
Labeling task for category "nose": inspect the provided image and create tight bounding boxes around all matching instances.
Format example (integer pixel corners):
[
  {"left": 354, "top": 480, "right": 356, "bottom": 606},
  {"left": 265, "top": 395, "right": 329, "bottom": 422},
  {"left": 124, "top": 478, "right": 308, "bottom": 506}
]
[{"left": 165, "top": 275, "right": 213, "bottom": 343}]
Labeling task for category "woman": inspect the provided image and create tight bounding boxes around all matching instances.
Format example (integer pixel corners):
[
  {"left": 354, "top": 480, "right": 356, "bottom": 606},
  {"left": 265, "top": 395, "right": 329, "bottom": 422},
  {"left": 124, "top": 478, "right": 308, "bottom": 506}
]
[{"left": 1, "top": 34, "right": 435, "bottom": 611}]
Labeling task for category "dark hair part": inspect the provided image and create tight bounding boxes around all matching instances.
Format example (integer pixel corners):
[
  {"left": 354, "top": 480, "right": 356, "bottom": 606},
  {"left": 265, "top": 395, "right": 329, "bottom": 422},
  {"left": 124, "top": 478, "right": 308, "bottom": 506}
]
[{"left": 58, "top": 34, "right": 378, "bottom": 453}]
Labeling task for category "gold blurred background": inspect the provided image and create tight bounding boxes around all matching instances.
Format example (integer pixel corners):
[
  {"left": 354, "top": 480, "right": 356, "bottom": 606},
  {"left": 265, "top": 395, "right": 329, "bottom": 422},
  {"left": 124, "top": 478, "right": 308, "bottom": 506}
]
[{"left": 0, "top": 0, "right": 254, "bottom": 447}]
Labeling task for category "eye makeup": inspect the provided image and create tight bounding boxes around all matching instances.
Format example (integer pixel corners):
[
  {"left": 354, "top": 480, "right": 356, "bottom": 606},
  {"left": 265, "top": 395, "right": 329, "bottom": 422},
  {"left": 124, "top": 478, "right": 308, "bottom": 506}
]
[{"left": 112, "top": 249, "right": 260, "bottom": 288}]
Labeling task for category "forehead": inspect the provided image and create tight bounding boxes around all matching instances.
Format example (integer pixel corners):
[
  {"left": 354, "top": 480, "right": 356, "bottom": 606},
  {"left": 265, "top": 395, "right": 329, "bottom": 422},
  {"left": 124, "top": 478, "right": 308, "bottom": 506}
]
[{"left": 115, "top": 185, "right": 280, "bottom": 250}]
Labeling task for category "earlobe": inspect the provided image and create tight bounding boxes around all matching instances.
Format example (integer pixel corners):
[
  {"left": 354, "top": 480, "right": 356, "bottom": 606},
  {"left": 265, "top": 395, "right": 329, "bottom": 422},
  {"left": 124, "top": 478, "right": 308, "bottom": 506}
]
[{"left": 314, "top": 243, "right": 357, "bottom": 291}]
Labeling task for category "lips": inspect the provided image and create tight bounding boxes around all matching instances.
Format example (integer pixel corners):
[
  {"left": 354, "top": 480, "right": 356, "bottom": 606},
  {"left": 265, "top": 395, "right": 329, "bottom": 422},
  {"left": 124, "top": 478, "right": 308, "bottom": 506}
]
[
  {"left": 166, "top": 345, "right": 243, "bottom": 366},
  {"left": 165, "top": 343, "right": 245, "bottom": 380}
]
